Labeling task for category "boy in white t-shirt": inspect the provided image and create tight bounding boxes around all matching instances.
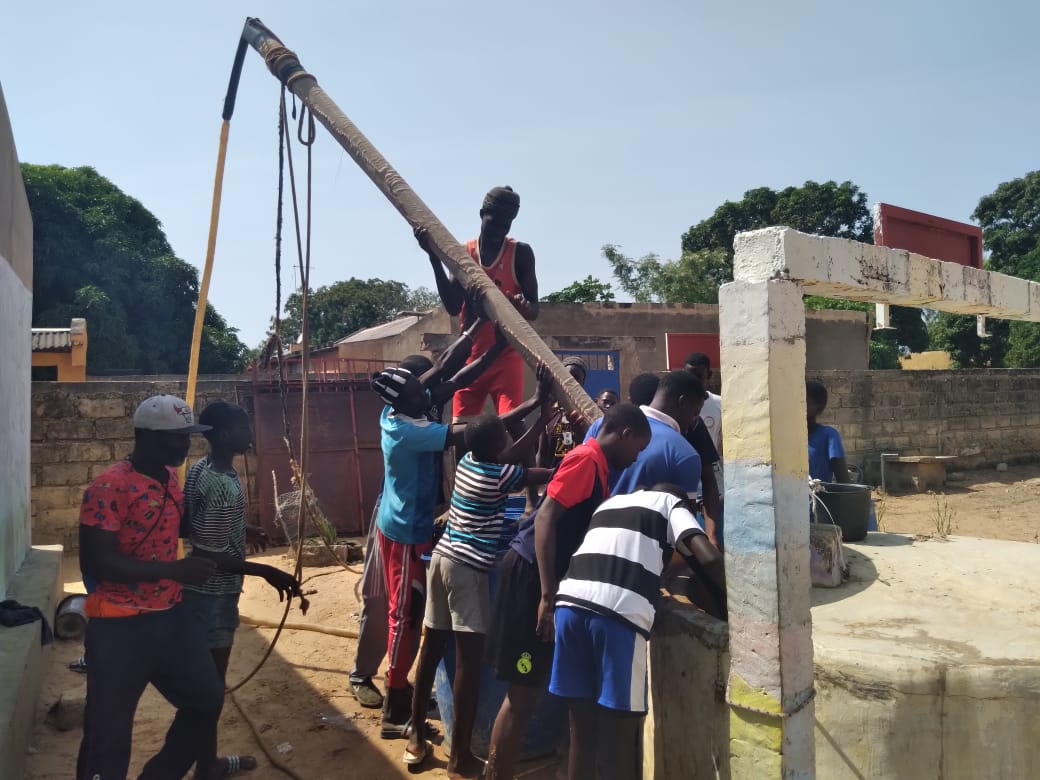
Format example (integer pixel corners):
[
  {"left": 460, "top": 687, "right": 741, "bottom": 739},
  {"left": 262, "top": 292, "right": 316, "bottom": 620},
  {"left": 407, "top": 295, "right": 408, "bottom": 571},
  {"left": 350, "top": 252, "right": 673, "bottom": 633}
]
[{"left": 683, "top": 352, "right": 722, "bottom": 451}]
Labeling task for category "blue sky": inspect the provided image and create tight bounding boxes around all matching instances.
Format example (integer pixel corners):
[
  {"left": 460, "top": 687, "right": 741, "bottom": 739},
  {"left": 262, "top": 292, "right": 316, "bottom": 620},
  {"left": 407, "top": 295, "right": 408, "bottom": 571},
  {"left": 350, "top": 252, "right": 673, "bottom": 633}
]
[{"left": 4, "top": 1, "right": 1038, "bottom": 346}]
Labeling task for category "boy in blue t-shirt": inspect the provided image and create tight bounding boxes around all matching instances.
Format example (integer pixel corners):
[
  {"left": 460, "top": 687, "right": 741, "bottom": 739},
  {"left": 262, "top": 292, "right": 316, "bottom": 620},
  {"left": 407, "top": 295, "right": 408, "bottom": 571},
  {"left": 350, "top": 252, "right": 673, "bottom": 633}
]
[
  {"left": 585, "top": 370, "right": 705, "bottom": 499},
  {"left": 806, "top": 380, "right": 850, "bottom": 483},
  {"left": 371, "top": 364, "right": 552, "bottom": 738}
]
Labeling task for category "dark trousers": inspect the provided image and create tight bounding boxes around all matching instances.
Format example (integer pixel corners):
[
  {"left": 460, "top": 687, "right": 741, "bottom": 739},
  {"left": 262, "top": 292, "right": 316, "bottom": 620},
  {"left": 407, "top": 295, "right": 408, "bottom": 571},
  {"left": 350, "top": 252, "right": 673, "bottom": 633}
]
[{"left": 76, "top": 600, "right": 225, "bottom": 780}]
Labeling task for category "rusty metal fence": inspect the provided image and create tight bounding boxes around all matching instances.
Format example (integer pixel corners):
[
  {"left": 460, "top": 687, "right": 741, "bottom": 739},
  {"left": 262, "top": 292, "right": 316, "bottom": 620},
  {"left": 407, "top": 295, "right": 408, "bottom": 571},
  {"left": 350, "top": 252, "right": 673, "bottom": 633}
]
[{"left": 246, "top": 359, "right": 395, "bottom": 540}]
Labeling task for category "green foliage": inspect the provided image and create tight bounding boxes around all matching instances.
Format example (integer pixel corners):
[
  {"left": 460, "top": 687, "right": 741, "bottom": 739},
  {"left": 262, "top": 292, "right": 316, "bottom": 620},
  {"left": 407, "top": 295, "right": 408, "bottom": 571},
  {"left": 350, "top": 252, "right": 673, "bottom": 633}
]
[
  {"left": 605, "top": 180, "right": 872, "bottom": 309},
  {"left": 602, "top": 246, "right": 730, "bottom": 304},
  {"left": 924, "top": 170, "right": 1040, "bottom": 368},
  {"left": 280, "top": 278, "right": 438, "bottom": 347},
  {"left": 803, "top": 296, "right": 870, "bottom": 313},
  {"left": 1004, "top": 322, "right": 1040, "bottom": 367},
  {"left": 543, "top": 275, "right": 615, "bottom": 303},
  {"left": 928, "top": 313, "right": 1008, "bottom": 367},
  {"left": 972, "top": 170, "right": 1040, "bottom": 278},
  {"left": 868, "top": 329, "right": 901, "bottom": 370},
  {"left": 23, "top": 164, "right": 247, "bottom": 373},
  {"left": 681, "top": 180, "right": 873, "bottom": 258}
]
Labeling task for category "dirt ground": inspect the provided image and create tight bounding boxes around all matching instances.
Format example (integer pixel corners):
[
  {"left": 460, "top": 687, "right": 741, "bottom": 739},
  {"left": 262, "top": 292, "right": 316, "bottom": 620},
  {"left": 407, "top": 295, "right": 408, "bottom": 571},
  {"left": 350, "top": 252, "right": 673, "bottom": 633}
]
[
  {"left": 26, "top": 557, "right": 560, "bottom": 780},
  {"left": 874, "top": 463, "right": 1040, "bottom": 543},
  {"left": 25, "top": 464, "right": 1040, "bottom": 779}
]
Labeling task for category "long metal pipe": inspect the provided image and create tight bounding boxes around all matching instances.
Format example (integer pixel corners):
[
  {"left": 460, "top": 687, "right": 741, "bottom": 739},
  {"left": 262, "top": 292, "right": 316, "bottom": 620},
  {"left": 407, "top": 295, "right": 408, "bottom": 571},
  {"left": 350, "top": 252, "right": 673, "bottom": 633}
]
[{"left": 239, "top": 17, "right": 600, "bottom": 424}]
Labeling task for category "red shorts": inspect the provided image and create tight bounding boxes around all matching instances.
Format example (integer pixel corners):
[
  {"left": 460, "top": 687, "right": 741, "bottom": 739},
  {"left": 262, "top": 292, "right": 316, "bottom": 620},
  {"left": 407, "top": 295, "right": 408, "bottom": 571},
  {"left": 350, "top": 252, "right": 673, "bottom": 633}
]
[{"left": 452, "top": 352, "right": 525, "bottom": 418}]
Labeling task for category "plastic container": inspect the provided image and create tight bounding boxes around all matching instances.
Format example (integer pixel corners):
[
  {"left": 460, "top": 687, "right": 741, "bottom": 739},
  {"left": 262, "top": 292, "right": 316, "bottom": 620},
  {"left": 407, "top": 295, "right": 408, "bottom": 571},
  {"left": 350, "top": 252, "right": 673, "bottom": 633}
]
[
  {"left": 814, "top": 482, "right": 871, "bottom": 542},
  {"left": 433, "top": 527, "right": 566, "bottom": 760}
]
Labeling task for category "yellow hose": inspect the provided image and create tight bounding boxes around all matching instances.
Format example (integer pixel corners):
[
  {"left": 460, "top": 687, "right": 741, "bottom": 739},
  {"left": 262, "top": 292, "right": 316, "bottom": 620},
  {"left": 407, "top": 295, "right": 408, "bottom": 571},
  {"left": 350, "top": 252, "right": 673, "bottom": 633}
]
[
  {"left": 176, "top": 119, "right": 231, "bottom": 559},
  {"left": 181, "top": 118, "right": 231, "bottom": 481}
]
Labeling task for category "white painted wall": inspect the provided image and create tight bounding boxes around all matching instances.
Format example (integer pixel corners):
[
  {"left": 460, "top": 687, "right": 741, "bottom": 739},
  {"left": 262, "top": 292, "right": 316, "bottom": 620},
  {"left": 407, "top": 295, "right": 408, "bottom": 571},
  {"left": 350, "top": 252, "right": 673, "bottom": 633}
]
[
  {"left": 0, "top": 82, "right": 33, "bottom": 596},
  {"left": 0, "top": 254, "right": 31, "bottom": 595}
]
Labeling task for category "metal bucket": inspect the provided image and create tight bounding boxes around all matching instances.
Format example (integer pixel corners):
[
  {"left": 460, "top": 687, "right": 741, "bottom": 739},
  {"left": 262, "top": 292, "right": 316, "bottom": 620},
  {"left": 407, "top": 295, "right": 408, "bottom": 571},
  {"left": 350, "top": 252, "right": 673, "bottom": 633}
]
[{"left": 54, "top": 594, "right": 88, "bottom": 640}]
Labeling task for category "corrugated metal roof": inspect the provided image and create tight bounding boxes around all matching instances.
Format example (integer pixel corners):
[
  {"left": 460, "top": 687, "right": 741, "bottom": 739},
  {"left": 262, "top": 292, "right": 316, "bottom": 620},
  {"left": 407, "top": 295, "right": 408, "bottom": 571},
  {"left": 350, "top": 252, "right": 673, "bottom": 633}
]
[
  {"left": 336, "top": 314, "right": 421, "bottom": 344},
  {"left": 32, "top": 328, "right": 72, "bottom": 352}
]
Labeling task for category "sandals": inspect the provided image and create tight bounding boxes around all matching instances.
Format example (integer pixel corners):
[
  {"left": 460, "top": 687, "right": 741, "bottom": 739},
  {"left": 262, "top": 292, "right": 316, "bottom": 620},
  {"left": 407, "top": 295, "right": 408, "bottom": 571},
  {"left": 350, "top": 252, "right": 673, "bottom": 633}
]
[{"left": 402, "top": 740, "right": 431, "bottom": 766}]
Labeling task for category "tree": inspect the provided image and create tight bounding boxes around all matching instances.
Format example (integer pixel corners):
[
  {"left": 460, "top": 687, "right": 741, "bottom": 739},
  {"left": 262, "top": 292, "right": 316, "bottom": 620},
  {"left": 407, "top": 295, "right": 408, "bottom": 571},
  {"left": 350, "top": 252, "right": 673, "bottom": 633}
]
[
  {"left": 543, "top": 275, "right": 615, "bottom": 303},
  {"left": 23, "top": 164, "right": 248, "bottom": 373},
  {"left": 929, "top": 313, "right": 1008, "bottom": 368},
  {"left": 969, "top": 170, "right": 1040, "bottom": 367},
  {"left": 280, "top": 278, "right": 438, "bottom": 347},
  {"left": 605, "top": 180, "right": 925, "bottom": 359},
  {"left": 607, "top": 181, "right": 873, "bottom": 305},
  {"left": 603, "top": 246, "right": 730, "bottom": 304},
  {"left": 681, "top": 180, "right": 873, "bottom": 258}
]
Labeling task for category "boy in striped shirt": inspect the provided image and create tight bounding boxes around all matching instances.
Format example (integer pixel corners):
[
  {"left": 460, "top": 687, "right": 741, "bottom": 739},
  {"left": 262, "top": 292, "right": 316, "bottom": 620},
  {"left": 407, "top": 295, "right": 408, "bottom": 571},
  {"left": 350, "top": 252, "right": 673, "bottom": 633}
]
[
  {"left": 183, "top": 402, "right": 302, "bottom": 777},
  {"left": 405, "top": 410, "right": 553, "bottom": 773},
  {"left": 549, "top": 484, "right": 725, "bottom": 780}
]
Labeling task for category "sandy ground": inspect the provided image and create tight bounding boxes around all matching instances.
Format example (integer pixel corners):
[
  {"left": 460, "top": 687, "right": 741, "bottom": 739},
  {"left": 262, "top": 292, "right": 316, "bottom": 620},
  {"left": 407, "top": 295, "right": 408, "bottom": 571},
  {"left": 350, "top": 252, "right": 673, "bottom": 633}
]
[
  {"left": 25, "top": 464, "right": 1040, "bottom": 779},
  {"left": 27, "top": 557, "right": 560, "bottom": 780},
  {"left": 875, "top": 463, "right": 1040, "bottom": 543}
]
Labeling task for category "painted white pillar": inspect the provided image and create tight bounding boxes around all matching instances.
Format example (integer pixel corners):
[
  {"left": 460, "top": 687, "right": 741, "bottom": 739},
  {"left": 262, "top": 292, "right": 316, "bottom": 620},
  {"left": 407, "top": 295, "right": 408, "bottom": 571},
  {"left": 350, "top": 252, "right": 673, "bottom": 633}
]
[{"left": 719, "top": 278, "right": 815, "bottom": 778}]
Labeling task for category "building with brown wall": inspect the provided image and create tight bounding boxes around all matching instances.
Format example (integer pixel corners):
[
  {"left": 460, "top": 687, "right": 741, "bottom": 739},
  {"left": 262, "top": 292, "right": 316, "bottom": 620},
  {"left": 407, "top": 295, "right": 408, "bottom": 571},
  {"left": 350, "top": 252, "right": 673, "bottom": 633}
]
[{"left": 286, "top": 302, "right": 870, "bottom": 396}]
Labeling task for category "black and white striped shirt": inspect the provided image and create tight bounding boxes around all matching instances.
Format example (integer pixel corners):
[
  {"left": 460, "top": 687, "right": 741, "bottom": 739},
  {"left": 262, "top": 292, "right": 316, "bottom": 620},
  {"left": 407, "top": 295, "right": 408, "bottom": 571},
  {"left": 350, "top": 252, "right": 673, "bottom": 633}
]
[
  {"left": 183, "top": 456, "right": 246, "bottom": 596},
  {"left": 555, "top": 490, "right": 703, "bottom": 636}
]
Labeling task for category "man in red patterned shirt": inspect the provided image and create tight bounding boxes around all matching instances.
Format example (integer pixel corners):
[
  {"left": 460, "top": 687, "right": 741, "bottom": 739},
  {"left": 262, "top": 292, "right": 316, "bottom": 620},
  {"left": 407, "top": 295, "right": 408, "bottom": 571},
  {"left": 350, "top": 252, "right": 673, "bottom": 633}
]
[{"left": 77, "top": 395, "right": 228, "bottom": 780}]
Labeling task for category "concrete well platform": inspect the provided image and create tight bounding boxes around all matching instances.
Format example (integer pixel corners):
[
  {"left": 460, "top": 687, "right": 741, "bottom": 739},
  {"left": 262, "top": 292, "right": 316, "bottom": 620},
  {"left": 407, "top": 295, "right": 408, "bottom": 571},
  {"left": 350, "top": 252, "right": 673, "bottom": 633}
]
[
  {"left": 813, "top": 534, "right": 1040, "bottom": 779},
  {"left": 644, "top": 535, "right": 1040, "bottom": 779}
]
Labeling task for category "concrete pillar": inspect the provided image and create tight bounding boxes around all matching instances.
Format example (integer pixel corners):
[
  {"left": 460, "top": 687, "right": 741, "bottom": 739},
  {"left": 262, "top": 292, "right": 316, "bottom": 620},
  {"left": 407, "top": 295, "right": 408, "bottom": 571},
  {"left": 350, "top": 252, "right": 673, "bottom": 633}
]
[{"left": 718, "top": 279, "right": 814, "bottom": 778}]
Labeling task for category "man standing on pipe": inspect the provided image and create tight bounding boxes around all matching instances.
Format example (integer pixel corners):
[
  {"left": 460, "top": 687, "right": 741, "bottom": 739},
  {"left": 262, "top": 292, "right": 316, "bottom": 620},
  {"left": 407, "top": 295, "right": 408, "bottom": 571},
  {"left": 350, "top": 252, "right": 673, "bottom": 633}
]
[{"left": 418, "top": 185, "right": 540, "bottom": 422}]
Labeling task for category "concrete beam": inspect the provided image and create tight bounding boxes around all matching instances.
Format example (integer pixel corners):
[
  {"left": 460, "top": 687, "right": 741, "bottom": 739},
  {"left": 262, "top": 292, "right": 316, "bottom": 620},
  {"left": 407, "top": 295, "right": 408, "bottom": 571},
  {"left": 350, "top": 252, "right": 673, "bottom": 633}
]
[
  {"left": 719, "top": 279, "right": 815, "bottom": 778},
  {"left": 734, "top": 227, "right": 1040, "bottom": 322}
]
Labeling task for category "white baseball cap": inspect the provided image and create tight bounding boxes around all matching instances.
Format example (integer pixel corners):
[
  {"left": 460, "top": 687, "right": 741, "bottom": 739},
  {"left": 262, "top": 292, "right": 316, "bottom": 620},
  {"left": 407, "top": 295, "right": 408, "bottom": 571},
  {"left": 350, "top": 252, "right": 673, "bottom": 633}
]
[{"left": 133, "top": 395, "right": 211, "bottom": 433}]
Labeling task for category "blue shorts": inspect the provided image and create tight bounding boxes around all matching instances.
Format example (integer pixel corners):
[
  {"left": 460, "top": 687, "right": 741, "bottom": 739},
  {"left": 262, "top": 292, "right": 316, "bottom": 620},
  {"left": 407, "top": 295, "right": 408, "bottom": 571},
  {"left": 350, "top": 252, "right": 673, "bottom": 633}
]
[
  {"left": 548, "top": 605, "right": 648, "bottom": 713},
  {"left": 182, "top": 590, "right": 241, "bottom": 649}
]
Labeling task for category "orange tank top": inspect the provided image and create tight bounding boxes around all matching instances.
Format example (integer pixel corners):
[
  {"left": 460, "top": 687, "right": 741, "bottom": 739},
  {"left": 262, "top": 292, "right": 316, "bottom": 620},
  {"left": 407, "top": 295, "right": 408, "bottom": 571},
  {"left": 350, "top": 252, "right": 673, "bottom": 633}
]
[{"left": 462, "top": 237, "right": 523, "bottom": 359}]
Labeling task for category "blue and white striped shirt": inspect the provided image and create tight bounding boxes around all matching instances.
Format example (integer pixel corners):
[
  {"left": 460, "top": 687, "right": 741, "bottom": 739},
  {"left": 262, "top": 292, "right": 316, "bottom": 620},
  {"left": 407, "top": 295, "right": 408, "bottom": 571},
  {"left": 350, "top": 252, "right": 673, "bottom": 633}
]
[{"left": 434, "top": 453, "right": 526, "bottom": 572}]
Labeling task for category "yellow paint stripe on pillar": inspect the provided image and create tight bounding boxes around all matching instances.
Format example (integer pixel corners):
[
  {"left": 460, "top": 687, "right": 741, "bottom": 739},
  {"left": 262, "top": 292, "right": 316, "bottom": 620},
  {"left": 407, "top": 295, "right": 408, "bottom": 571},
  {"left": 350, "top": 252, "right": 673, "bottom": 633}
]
[
  {"left": 721, "top": 338, "right": 808, "bottom": 478},
  {"left": 729, "top": 672, "right": 783, "bottom": 714},
  {"left": 729, "top": 673, "right": 784, "bottom": 775}
]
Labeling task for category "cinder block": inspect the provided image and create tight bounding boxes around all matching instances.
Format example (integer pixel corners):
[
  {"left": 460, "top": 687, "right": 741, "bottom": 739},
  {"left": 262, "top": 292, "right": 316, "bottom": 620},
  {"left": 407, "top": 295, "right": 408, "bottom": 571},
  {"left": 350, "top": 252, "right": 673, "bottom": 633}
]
[
  {"left": 38, "top": 463, "right": 89, "bottom": 487},
  {"left": 65, "top": 441, "right": 112, "bottom": 463},
  {"left": 76, "top": 397, "right": 127, "bottom": 419},
  {"left": 30, "top": 443, "right": 63, "bottom": 464},
  {"left": 94, "top": 417, "right": 133, "bottom": 440},
  {"left": 44, "top": 419, "right": 95, "bottom": 440},
  {"left": 38, "top": 507, "right": 82, "bottom": 529},
  {"left": 32, "top": 487, "right": 72, "bottom": 511}
]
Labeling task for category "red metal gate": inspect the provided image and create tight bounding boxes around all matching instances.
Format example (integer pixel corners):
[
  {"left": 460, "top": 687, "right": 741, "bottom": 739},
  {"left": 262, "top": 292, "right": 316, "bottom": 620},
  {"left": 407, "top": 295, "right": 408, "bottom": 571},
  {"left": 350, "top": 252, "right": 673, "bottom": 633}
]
[{"left": 248, "top": 360, "right": 390, "bottom": 540}]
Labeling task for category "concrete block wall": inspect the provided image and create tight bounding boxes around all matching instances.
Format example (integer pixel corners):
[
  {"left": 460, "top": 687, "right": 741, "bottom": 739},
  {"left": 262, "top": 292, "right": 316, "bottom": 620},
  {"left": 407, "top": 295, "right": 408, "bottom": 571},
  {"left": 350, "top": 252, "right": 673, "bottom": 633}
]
[
  {"left": 30, "top": 379, "right": 257, "bottom": 549},
  {"left": 815, "top": 369, "right": 1040, "bottom": 473}
]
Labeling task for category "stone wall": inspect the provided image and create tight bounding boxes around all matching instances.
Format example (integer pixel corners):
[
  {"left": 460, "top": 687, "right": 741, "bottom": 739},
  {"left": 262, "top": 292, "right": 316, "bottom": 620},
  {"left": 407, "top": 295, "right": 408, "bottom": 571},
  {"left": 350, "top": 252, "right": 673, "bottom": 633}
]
[
  {"left": 815, "top": 368, "right": 1040, "bottom": 473},
  {"left": 31, "top": 379, "right": 257, "bottom": 549},
  {"left": 31, "top": 368, "right": 1040, "bottom": 550}
]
